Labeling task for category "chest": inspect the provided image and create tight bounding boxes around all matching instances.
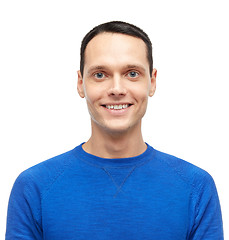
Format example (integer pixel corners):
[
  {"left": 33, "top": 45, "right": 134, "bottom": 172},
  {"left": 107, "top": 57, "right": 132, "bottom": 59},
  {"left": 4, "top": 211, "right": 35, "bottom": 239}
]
[{"left": 41, "top": 167, "right": 191, "bottom": 240}]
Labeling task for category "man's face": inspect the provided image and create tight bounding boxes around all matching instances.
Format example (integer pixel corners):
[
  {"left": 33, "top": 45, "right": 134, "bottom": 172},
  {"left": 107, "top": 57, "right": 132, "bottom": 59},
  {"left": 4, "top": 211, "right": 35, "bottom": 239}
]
[{"left": 77, "top": 33, "right": 156, "bottom": 135}]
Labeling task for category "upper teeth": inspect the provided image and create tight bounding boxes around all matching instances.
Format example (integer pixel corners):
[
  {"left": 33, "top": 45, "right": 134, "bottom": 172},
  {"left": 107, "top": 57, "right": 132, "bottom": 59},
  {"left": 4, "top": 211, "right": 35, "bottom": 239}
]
[{"left": 106, "top": 104, "right": 129, "bottom": 110}]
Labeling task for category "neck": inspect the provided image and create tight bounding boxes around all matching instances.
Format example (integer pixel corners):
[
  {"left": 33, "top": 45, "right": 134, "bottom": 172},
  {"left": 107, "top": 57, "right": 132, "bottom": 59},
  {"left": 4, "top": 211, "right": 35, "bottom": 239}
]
[{"left": 82, "top": 121, "right": 147, "bottom": 159}]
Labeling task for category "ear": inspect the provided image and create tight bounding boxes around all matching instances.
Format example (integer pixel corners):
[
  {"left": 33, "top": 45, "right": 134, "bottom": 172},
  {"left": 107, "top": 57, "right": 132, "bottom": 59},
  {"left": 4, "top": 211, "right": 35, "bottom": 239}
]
[
  {"left": 149, "top": 68, "right": 157, "bottom": 97},
  {"left": 77, "top": 70, "right": 85, "bottom": 98}
]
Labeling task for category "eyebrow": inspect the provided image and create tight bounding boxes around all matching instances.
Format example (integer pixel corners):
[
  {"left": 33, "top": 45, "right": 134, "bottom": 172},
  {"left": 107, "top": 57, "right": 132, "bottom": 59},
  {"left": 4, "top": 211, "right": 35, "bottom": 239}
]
[
  {"left": 87, "top": 65, "right": 107, "bottom": 74},
  {"left": 125, "top": 64, "right": 146, "bottom": 72},
  {"left": 87, "top": 64, "right": 146, "bottom": 74}
]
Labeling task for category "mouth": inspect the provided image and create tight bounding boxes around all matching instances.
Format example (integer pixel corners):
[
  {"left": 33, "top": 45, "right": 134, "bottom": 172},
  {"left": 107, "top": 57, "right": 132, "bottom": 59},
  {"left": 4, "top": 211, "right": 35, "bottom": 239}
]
[{"left": 101, "top": 104, "right": 133, "bottom": 110}]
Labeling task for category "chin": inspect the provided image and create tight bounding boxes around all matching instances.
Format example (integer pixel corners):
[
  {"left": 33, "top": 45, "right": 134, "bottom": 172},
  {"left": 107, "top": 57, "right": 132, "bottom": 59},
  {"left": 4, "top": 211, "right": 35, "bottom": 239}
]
[
  {"left": 102, "top": 121, "right": 139, "bottom": 135},
  {"left": 92, "top": 117, "right": 141, "bottom": 135}
]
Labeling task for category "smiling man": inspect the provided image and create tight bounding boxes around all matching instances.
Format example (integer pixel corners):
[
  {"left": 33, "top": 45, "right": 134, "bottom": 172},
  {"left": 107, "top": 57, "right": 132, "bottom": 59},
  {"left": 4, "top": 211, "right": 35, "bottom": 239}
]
[
  {"left": 6, "top": 21, "right": 223, "bottom": 239},
  {"left": 77, "top": 32, "right": 156, "bottom": 158}
]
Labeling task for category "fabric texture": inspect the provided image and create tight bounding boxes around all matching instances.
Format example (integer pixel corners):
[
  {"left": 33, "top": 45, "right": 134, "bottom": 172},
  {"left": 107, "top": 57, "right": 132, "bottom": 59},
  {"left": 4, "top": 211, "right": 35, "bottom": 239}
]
[{"left": 6, "top": 143, "right": 224, "bottom": 239}]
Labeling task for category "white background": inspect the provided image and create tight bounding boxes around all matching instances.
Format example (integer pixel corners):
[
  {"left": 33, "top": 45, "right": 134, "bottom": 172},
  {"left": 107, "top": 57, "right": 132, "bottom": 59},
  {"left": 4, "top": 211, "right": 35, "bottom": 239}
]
[{"left": 0, "top": 0, "right": 228, "bottom": 238}]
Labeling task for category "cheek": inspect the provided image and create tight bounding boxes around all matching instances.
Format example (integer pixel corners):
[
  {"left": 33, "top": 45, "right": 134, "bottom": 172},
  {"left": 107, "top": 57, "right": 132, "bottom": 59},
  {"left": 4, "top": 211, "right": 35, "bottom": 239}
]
[
  {"left": 131, "top": 84, "right": 149, "bottom": 103},
  {"left": 84, "top": 84, "right": 99, "bottom": 104},
  {"left": 84, "top": 84, "right": 105, "bottom": 111},
  {"left": 84, "top": 91, "right": 95, "bottom": 105}
]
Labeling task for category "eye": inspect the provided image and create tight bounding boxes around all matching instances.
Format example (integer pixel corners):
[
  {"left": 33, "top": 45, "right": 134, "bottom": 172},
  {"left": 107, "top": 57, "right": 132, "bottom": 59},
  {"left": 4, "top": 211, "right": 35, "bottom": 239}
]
[
  {"left": 94, "top": 72, "right": 105, "bottom": 79},
  {"left": 127, "top": 71, "right": 139, "bottom": 78}
]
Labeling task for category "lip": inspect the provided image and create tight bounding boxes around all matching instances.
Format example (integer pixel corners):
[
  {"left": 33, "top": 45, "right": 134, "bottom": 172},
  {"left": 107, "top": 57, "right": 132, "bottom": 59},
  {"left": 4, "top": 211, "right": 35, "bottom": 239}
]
[
  {"left": 101, "top": 103, "right": 133, "bottom": 106},
  {"left": 101, "top": 103, "right": 133, "bottom": 116}
]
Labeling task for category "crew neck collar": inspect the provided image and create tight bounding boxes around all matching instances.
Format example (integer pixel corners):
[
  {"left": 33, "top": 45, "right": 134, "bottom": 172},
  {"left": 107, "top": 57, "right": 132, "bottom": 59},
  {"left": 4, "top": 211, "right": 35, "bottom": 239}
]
[{"left": 73, "top": 142, "right": 155, "bottom": 168}]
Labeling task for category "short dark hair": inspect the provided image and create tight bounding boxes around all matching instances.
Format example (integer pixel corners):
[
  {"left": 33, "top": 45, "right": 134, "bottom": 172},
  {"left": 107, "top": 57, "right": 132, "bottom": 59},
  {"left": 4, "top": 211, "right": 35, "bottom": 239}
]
[{"left": 80, "top": 21, "right": 153, "bottom": 77}]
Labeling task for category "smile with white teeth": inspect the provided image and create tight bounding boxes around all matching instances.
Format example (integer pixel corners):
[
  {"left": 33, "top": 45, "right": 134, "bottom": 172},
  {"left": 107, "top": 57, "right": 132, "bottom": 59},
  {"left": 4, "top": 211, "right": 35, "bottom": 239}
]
[{"left": 105, "top": 104, "right": 130, "bottom": 110}]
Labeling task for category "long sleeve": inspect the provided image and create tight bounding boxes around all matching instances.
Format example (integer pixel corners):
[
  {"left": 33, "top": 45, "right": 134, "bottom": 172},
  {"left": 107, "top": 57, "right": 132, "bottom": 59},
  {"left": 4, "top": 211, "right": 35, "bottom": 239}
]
[
  {"left": 5, "top": 171, "right": 43, "bottom": 240},
  {"left": 5, "top": 144, "right": 224, "bottom": 239},
  {"left": 189, "top": 173, "right": 224, "bottom": 239}
]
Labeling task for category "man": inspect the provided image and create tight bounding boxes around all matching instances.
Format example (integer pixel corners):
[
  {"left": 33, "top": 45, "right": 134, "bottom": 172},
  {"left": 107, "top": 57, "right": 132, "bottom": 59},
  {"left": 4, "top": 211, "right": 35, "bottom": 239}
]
[{"left": 6, "top": 21, "right": 223, "bottom": 239}]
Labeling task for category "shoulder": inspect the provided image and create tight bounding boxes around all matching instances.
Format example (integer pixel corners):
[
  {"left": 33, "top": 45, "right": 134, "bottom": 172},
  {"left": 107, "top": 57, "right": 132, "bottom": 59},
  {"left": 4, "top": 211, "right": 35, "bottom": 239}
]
[
  {"left": 13, "top": 148, "right": 77, "bottom": 199},
  {"left": 7, "top": 147, "right": 79, "bottom": 228},
  {"left": 151, "top": 147, "right": 215, "bottom": 189}
]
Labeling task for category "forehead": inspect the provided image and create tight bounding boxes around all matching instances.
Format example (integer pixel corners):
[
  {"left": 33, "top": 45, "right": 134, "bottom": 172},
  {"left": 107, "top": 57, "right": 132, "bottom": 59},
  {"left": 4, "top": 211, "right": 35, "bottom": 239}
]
[{"left": 84, "top": 33, "right": 149, "bottom": 71}]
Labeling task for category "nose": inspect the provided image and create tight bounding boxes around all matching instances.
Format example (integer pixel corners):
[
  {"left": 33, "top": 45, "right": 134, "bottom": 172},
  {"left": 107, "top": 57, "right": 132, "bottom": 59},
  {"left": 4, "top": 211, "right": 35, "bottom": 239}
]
[{"left": 107, "top": 75, "right": 127, "bottom": 97}]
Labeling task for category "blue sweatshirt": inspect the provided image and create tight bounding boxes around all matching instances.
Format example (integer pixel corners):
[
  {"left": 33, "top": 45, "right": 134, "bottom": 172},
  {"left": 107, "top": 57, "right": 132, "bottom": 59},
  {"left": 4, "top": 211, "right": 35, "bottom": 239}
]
[{"left": 6, "top": 143, "right": 223, "bottom": 239}]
